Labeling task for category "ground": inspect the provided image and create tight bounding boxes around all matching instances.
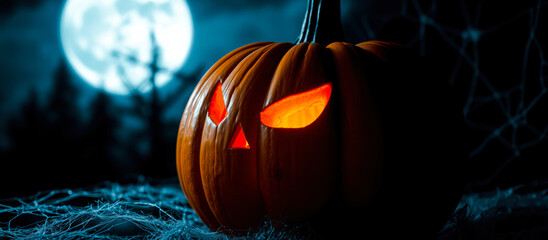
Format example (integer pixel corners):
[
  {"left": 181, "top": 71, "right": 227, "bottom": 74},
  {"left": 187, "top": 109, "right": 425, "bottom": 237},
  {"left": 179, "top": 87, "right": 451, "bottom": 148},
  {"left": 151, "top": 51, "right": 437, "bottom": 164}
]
[{"left": 1, "top": 176, "right": 547, "bottom": 239}]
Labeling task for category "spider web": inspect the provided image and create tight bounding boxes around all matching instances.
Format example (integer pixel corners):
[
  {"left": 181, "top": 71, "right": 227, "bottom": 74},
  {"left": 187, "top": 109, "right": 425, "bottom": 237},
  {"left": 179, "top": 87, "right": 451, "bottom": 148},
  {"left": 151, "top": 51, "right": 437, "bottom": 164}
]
[
  {"left": 346, "top": 0, "right": 548, "bottom": 183},
  {"left": 0, "top": 177, "right": 312, "bottom": 239},
  {"left": 2, "top": 177, "right": 548, "bottom": 239},
  {"left": 0, "top": 178, "right": 209, "bottom": 239}
]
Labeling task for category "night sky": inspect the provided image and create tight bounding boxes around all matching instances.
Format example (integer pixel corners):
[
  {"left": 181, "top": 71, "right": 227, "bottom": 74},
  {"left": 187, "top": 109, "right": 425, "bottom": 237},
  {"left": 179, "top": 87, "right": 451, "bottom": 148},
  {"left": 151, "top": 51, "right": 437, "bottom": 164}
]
[
  {"left": 0, "top": 0, "right": 373, "bottom": 197},
  {"left": 1, "top": 0, "right": 548, "bottom": 199},
  {"left": 0, "top": 0, "right": 309, "bottom": 142}
]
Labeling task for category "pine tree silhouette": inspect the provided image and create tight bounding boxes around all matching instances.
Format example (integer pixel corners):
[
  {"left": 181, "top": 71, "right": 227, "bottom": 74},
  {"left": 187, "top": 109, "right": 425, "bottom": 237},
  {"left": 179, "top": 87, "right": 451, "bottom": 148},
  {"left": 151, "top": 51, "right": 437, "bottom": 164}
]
[
  {"left": 3, "top": 88, "right": 47, "bottom": 198},
  {"left": 47, "top": 59, "right": 81, "bottom": 136},
  {"left": 2, "top": 60, "right": 88, "bottom": 196},
  {"left": 8, "top": 88, "right": 43, "bottom": 149},
  {"left": 80, "top": 86, "right": 120, "bottom": 182},
  {"left": 2, "top": 38, "right": 202, "bottom": 197},
  {"left": 41, "top": 59, "right": 86, "bottom": 189}
]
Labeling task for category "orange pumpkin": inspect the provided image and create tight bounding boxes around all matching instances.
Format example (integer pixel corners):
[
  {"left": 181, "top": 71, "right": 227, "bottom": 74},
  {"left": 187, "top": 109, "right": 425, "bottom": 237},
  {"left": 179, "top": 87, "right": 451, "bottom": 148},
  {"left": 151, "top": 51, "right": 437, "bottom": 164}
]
[{"left": 177, "top": 0, "right": 464, "bottom": 236}]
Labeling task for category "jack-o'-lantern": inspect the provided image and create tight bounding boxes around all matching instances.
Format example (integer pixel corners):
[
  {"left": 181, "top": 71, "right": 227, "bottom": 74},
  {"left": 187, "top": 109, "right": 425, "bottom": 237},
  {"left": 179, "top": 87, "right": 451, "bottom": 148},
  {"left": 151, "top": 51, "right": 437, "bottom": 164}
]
[{"left": 176, "top": 0, "right": 464, "bottom": 237}]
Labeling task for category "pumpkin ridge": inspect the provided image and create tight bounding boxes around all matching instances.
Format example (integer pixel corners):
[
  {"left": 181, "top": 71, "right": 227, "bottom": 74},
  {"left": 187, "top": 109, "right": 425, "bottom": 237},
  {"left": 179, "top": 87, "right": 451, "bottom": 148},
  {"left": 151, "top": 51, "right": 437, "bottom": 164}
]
[
  {"left": 178, "top": 42, "right": 268, "bottom": 229},
  {"left": 258, "top": 41, "right": 336, "bottom": 222},
  {"left": 207, "top": 51, "right": 264, "bottom": 227},
  {"left": 327, "top": 42, "right": 384, "bottom": 208},
  {"left": 198, "top": 42, "right": 295, "bottom": 229},
  {"left": 242, "top": 42, "right": 295, "bottom": 220},
  {"left": 200, "top": 49, "right": 264, "bottom": 227},
  {"left": 225, "top": 43, "right": 282, "bottom": 108},
  {"left": 262, "top": 43, "right": 310, "bottom": 106}
]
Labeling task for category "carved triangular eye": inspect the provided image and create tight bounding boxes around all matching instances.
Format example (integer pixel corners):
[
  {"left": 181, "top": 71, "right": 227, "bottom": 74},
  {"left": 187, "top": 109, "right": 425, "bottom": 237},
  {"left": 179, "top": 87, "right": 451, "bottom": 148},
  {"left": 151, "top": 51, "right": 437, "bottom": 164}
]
[
  {"left": 260, "top": 83, "right": 332, "bottom": 129},
  {"left": 208, "top": 82, "right": 228, "bottom": 124},
  {"left": 228, "top": 123, "right": 250, "bottom": 149}
]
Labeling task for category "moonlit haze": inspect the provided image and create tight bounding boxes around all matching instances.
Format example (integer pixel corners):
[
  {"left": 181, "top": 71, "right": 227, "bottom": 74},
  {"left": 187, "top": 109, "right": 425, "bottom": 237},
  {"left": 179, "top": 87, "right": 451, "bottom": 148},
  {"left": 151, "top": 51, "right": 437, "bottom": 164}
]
[{"left": 60, "top": 0, "right": 193, "bottom": 95}]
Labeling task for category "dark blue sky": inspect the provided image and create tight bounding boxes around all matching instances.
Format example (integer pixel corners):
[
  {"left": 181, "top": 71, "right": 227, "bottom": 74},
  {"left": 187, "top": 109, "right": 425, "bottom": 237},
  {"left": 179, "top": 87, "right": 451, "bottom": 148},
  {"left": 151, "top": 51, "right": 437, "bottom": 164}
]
[
  {"left": 1, "top": 0, "right": 548, "bottom": 190},
  {"left": 0, "top": 0, "right": 378, "bottom": 148},
  {"left": 0, "top": 0, "right": 303, "bottom": 147},
  {"left": 3, "top": 0, "right": 545, "bottom": 176}
]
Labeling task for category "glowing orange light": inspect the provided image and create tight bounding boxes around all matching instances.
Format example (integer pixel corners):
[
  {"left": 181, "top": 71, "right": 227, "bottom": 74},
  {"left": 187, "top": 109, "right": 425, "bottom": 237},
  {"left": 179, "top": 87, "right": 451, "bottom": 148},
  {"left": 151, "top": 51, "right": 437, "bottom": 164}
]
[
  {"left": 229, "top": 124, "right": 250, "bottom": 149},
  {"left": 260, "top": 83, "right": 332, "bottom": 129},
  {"left": 208, "top": 82, "right": 228, "bottom": 124}
]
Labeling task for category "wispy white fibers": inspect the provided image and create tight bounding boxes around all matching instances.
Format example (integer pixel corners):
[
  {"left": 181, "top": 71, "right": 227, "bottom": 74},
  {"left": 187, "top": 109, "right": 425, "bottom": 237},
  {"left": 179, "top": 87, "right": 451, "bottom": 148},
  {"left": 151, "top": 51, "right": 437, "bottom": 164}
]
[{"left": 0, "top": 177, "right": 311, "bottom": 239}]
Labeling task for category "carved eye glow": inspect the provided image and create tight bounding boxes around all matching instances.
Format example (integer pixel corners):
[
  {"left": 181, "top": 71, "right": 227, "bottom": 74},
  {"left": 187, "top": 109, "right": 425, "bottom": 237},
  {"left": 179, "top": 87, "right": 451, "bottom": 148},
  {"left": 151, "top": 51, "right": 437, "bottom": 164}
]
[
  {"left": 260, "top": 83, "right": 332, "bottom": 129},
  {"left": 208, "top": 82, "right": 228, "bottom": 124},
  {"left": 228, "top": 123, "right": 250, "bottom": 149}
]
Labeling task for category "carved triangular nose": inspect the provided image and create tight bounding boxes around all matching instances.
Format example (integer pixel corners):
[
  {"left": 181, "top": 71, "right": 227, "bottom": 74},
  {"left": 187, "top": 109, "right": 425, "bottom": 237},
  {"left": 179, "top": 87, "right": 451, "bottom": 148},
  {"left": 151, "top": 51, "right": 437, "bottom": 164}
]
[{"left": 228, "top": 123, "right": 250, "bottom": 149}]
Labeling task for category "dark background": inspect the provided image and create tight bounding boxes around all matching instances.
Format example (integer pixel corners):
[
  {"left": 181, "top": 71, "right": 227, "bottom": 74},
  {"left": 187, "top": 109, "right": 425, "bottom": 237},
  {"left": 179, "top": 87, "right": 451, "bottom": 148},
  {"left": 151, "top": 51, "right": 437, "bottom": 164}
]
[{"left": 1, "top": 0, "right": 547, "bottom": 198}]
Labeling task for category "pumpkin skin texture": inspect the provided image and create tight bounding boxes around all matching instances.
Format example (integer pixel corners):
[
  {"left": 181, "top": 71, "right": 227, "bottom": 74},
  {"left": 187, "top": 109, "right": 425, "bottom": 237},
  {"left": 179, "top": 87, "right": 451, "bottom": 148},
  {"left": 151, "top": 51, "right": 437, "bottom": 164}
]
[
  {"left": 177, "top": 0, "right": 464, "bottom": 237},
  {"left": 177, "top": 40, "right": 400, "bottom": 228}
]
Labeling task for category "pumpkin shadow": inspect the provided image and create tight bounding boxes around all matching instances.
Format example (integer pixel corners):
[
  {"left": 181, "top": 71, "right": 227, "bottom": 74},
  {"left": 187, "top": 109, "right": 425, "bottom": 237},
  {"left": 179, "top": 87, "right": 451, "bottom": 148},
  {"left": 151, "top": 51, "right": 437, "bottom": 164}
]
[{"left": 308, "top": 46, "right": 467, "bottom": 239}]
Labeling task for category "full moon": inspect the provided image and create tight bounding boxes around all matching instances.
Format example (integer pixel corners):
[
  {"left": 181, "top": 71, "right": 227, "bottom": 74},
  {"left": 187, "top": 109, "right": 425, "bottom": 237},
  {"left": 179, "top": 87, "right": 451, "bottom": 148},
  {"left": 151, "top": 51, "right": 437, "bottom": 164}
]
[{"left": 60, "top": 0, "right": 193, "bottom": 95}]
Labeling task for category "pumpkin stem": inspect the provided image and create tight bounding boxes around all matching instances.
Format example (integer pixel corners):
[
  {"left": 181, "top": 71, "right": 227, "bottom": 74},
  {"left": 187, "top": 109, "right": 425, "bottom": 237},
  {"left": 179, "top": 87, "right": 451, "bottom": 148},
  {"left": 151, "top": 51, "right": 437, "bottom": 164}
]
[{"left": 296, "top": 0, "right": 344, "bottom": 44}]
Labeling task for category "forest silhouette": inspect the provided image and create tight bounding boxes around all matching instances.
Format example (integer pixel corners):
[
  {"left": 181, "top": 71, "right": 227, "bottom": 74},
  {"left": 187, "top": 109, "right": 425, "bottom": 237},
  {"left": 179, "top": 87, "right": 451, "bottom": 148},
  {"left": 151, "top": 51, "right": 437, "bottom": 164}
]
[
  {"left": 1, "top": 33, "right": 202, "bottom": 198},
  {"left": 2, "top": 0, "right": 548, "bottom": 199}
]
